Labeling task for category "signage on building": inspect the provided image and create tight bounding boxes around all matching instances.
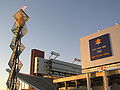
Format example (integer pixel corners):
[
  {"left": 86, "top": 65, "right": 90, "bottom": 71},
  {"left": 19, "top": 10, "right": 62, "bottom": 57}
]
[
  {"left": 82, "top": 62, "right": 120, "bottom": 73},
  {"left": 89, "top": 34, "right": 112, "bottom": 61}
]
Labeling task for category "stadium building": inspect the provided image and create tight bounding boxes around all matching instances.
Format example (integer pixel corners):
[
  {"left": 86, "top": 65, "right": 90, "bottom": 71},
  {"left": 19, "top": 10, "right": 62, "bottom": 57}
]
[
  {"left": 17, "top": 24, "right": 120, "bottom": 90},
  {"left": 53, "top": 24, "right": 120, "bottom": 90},
  {"left": 34, "top": 57, "right": 81, "bottom": 77}
]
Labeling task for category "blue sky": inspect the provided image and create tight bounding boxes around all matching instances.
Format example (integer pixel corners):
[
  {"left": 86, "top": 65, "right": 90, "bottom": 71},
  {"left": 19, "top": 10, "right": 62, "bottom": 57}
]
[{"left": 0, "top": 0, "right": 120, "bottom": 89}]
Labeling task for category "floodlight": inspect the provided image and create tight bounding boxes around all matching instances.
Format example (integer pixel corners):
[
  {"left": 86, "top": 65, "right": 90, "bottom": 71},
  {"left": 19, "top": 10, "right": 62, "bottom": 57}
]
[
  {"left": 51, "top": 51, "right": 60, "bottom": 56},
  {"left": 72, "top": 58, "right": 81, "bottom": 63},
  {"left": 49, "top": 51, "right": 60, "bottom": 60}
]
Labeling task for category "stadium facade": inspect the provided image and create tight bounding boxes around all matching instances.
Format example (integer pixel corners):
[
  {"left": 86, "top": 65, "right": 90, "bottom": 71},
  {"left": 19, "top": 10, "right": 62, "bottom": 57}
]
[
  {"left": 54, "top": 24, "right": 120, "bottom": 90},
  {"left": 18, "top": 24, "right": 120, "bottom": 90}
]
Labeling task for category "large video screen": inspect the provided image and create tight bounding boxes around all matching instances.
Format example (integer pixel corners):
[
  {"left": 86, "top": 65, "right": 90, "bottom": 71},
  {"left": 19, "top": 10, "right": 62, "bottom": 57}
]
[{"left": 89, "top": 34, "right": 112, "bottom": 61}]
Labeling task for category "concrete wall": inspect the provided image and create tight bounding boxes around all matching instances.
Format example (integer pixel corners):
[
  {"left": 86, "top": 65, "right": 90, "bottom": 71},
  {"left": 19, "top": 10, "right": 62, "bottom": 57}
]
[
  {"left": 30, "top": 49, "right": 44, "bottom": 75},
  {"left": 80, "top": 24, "right": 120, "bottom": 69}
]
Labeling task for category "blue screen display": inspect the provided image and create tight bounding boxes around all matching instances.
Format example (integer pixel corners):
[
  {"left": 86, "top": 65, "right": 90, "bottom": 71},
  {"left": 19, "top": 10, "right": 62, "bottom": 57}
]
[{"left": 89, "top": 34, "right": 112, "bottom": 61}]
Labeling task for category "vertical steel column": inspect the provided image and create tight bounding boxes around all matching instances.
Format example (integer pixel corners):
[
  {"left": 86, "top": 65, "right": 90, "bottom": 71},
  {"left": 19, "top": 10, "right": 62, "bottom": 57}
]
[
  {"left": 86, "top": 73, "right": 92, "bottom": 90},
  {"left": 11, "top": 26, "right": 22, "bottom": 90},
  {"left": 103, "top": 70, "right": 110, "bottom": 90},
  {"left": 75, "top": 80, "right": 78, "bottom": 89}
]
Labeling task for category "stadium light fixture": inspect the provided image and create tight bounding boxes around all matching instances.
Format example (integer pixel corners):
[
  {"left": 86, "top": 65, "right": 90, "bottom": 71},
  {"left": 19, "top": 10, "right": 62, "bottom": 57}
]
[
  {"left": 49, "top": 51, "right": 60, "bottom": 60},
  {"left": 72, "top": 58, "right": 81, "bottom": 63}
]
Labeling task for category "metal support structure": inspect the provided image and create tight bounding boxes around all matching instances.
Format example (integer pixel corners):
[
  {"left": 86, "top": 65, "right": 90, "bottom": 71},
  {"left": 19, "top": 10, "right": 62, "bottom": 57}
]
[
  {"left": 86, "top": 73, "right": 92, "bottom": 90},
  {"left": 103, "top": 70, "right": 110, "bottom": 90},
  {"left": 6, "top": 8, "right": 29, "bottom": 90},
  {"left": 11, "top": 26, "right": 22, "bottom": 90}
]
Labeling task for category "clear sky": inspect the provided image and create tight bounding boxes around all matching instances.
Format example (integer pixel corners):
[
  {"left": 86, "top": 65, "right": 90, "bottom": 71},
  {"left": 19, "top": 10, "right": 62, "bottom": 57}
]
[{"left": 0, "top": 0, "right": 120, "bottom": 89}]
